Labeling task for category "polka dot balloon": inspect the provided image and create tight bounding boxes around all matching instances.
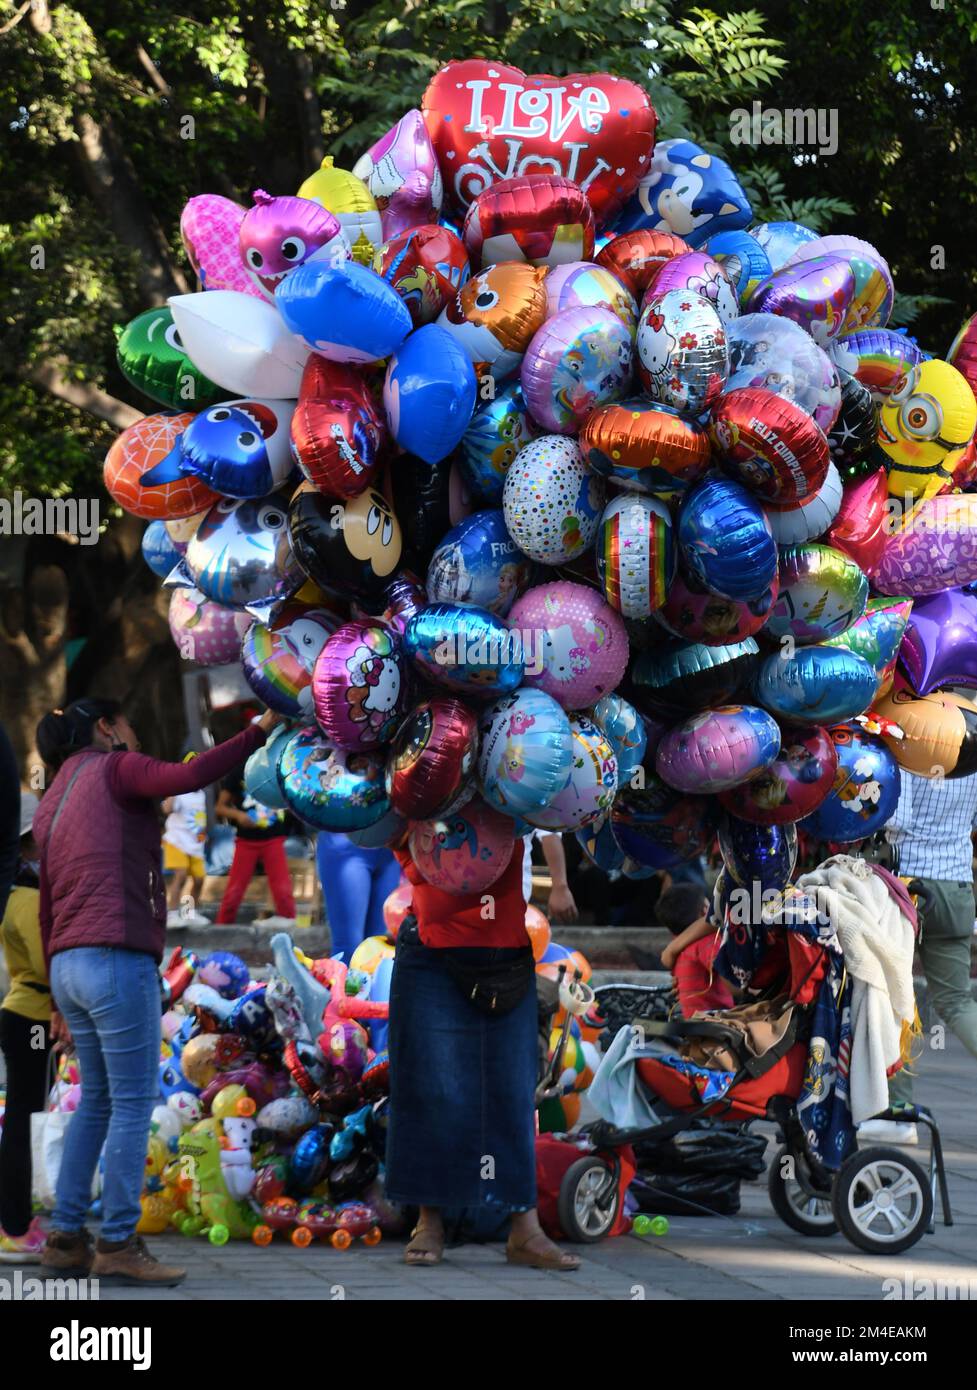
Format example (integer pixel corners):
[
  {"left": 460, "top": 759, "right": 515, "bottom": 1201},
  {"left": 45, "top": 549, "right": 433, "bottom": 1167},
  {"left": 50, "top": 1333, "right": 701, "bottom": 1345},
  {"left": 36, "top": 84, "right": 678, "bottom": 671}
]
[{"left": 502, "top": 435, "right": 605, "bottom": 566}]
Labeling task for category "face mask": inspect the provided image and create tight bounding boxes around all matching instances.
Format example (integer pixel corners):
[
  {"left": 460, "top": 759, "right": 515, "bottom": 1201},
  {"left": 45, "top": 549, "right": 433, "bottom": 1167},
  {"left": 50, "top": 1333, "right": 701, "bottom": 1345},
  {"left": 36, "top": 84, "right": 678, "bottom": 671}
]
[{"left": 21, "top": 859, "right": 40, "bottom": 876}]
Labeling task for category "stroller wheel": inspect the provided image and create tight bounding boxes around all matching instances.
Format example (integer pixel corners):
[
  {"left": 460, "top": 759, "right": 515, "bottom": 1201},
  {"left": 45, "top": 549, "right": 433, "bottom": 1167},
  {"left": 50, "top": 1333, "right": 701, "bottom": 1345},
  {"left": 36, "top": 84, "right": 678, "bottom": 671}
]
[
  {"left": 558, "top": 1157, "right": 619, "bottom": 1243},
  {"left": 831, "top": 1146, "right": 933, "bottom": 1255},
  {"left": 767, "top": 1145, "right": 837, "bottom": 1237}
]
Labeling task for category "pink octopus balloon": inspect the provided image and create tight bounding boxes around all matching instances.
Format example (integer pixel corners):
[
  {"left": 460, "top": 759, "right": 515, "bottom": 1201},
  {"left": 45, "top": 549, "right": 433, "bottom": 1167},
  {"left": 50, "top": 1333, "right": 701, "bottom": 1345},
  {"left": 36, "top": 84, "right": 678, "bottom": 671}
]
[
  {"left": 408, "top": 796, "right": 515, "bottom": 895},
  {"left": 520, "top": 306, "right": 633, "bottom": 435},
  {"left": 168, "top": 588, "right": 252, "bottom": 665},
  {"left": 353, "top": 109, "right": 444, "bottom": 240},
  {"left": 181, "top": 195, "right": 263, "bottom": 297},
  {"left": 238, "top": 191, "right": 348, "bottom": 300},
  {"left": 508, "top": 579, "right": 630, "bottom": 709}
]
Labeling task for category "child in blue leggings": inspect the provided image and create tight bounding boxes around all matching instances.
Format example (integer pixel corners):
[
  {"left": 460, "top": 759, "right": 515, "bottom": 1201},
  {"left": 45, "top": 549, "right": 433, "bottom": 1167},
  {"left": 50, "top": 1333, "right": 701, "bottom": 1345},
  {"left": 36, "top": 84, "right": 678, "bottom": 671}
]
[{"left": 316, "top": 831, "right": 402, "bottom": 963}]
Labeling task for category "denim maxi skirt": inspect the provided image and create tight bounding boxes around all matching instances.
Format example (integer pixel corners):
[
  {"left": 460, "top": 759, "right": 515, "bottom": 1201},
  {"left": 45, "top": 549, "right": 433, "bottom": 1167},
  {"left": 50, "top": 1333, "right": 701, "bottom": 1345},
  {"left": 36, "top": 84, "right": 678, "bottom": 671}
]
[{"left": 384, "top": 924, "right": 538, "bottom": 1210}]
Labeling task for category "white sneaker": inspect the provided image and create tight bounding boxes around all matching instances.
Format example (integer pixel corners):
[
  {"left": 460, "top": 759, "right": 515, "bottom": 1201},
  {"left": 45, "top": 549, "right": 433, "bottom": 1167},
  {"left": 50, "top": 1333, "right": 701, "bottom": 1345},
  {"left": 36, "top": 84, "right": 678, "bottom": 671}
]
[
  {"left": 166, "top": 909, "right": 187, "bottom": 930},
  {"left": 259, "top": 915, "right": 296, "bottom": 929},
  {"left": 182, "top": 910, "right": 211, "bottom": 927},
  {"left": 858, "top": 1119, "right": 919, "bottom": 1145}
]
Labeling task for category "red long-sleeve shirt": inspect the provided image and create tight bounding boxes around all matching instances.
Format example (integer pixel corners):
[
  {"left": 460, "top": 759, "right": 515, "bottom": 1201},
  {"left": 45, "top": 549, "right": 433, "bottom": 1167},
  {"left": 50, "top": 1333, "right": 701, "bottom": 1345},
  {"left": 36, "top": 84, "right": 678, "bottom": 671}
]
[{"left": 393, "top": 841, "right": 528, "bottom": 948}]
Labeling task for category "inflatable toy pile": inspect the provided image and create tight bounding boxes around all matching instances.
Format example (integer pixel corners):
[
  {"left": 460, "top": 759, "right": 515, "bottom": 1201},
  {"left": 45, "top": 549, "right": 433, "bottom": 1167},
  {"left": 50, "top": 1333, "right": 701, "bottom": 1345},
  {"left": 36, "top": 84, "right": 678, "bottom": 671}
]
[{"left": 113, "top": 61, "right": 977, "bottom": 989}]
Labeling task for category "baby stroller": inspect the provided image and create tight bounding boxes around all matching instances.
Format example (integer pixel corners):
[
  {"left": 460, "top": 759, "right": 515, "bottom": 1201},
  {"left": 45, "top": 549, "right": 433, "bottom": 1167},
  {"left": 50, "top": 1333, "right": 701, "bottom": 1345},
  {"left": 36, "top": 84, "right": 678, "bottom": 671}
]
[{"left": 563, "top": 919, "right": 953, "bottom": 1256}]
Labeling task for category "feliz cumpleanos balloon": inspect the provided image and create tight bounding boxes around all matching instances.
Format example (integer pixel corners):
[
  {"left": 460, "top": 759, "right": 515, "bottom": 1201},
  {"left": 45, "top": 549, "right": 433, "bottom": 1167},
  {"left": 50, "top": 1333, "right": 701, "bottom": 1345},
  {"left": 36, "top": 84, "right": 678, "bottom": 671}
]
[
  {"left": 755, "top": 645, "right": 877, "bottom": 725},
  {"left": 617, "top": 138, "right": 751, "bottom": 245},
  {"left": 276, "top": 259, "right": 412, "bottom": 364},
  {"left": 637, "top": 289, "right": 729, "bottom": 415},
  {"left": 766, "top": 543, "right": 868, "bottom": 645},
  {"left": 238, "top": 191, "right": 349, "bottom": 300},
  {"left": 786, "top": 234, "right": 894, "bottom": 335},
  {"left": 403, "top": 603, "right": 524, "bottom": 696},
  {"left": 290, "top": 355, "right": 385, "bottom": 500},
  {"left": 386, "top": 697, "right": 479, "bottom": 819},
  {"left": 829, "top": 328, "right": 922, "bottom": 403},
  {"left": 678, "top": 478, "right": 778, "bottom": 602},
  {"left": 408, "top": 794, "right": 515, "bottom": 895},
  {"left": 312, "top": 620, "right": 409, "bottom": 750},
  {"left": 524, "top": 712, "right": 618, "bottom": 831},
  {"left": 581, "top": 399, "right": 710, "bottom": 499},
  {"left": 545, "top": 261, "right": 637, "bottom": 329},
  {"left": 241, "top": 601, "right": 341, "bottom": 717},
  {"left": 520, "top": 306, "right": 633, "bottom": 435},
  {"left": 874, "top": 686, "right": 977, "bottom": 779},
  {"left": 502, "top": 435, "right": 605, "bottom": 565},
  {"left": 899, "top": 589, "right": 977, "bottom": 696},
  {"left": 288, "top": 483, "right": 402, "bottom": 601},
  {"left": 712, "top": 388, "right": 830, "bottom": 505},
  {"left": 354, "top": 109, "right": 444, "bottom": 239},
  {"left": 508, "top": 579, "right": 629, "bottom": 709},
  {"left": 656, "top": 563, "right": 779, "bottom": 646},
  {"left": 278, "top": 727, "right": 390, "bottom": 831},
  {"left": 800, "top": 723, "right": 899, "bottom": 841},
  {"left": 748, "top": 221, "right": 819, "bottom": 274},
  {"left": 646, "top": 250, "right": 740, "bottom": 326},
  {"left": 879, "top": 360, "right": 977, "bottom": 503},
  {"left": 371, "top": 223, "right": 469, "bottom": 327},
  {"left": 874, "top": 493, "right": 977, "bottom": 597},
  {"left": 718, "top": 814, "right": 797, "bottom": 894},
  {"left": 827, "top": 371, "right": 878, "bottom": 470},
  {"left": 297, "top": 155, "right": 383, "bottom": 264},
  {"left": 822, "top": 595, "right": 913, "bottom": 698},
  {"left": 477, "top": 687, "right": 573, "bottom": 817},
  {"left": 609, "top": 775, "right": 716, "bottom": 869},
  {"left": 596, "top": 229, "right": 691, "bottom": 300},
  {"left": 437, "top": 261, "right": 548, "bottom": 381},
  {"left": 592, "top": 693, "right": 647, "bottom": 786},
  {"left": 140, "top": 397, "right": 295, "bottom": 500},
  {"left": 459, "top": 382, "right": 538, "bottom": 504},
  {"left": 116, "top": 307, "right": 223, "bottom": 410},
  {"left": 656, "top": 704, "right": 781, "bottom": 794},
  {"left": 105, "top": 412, "right": 219, "bottom": 521},
  {"left": 725, "top": 313, "right": 841, "bottom": 434},
  {"left": 717, "top": 725, "right": 837, "bottom": 826},
  {"left": 426, "top": 509, "right": 532, "bottom": 616},
  {"left": 764, "top": 464, "right": 843, "bottom": 546},
  {"left": 632, "top": 638, "right": 760, "bottom": 719},
  {"left": 595, "top": 492, "right": 674, "bottom": 618},
  {"left": 463, "top": 174, "right": 595, "bottom": 269},
  {"left": 181, "top": 488, "right": 304, "bottom": 614},
  {"left": 167, "top": 588, "right": 252, "bottom": 665},
  {"left": 824, "top": 466, "right": 888, "bottom": 574},
  {"left": 748, "top": 254, "right": 855, "bottom": 346},
  {"left": 180, "top": 194, "right": 261, "bottom": 297},
  {"left": 383, "top": 323, "right": 477, "bottom": 463},
  {"left": 168, "top": 291, "right": 309, "bottom": 399},
  {"left": 142, "top": 519, "right": 183, "bottom": 578},
  {"left": 704, "top": 230, "right": 771, "bottom": 309}
]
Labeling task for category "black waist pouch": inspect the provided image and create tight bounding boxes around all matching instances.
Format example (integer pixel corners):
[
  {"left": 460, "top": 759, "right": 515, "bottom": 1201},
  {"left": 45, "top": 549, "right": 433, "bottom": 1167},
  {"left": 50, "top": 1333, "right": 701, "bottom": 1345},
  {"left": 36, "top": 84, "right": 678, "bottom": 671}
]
[{"left": 442, "top": 945, "right": 535, "bottom": 1017}]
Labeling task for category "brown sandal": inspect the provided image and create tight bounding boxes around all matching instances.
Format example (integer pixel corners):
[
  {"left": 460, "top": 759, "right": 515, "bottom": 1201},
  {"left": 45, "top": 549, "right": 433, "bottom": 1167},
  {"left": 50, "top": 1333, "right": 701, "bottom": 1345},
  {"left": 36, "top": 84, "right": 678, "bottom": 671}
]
[
  {"left": 506, "top": 1233, "right": 581, "bottom": 1271},
  {"left": 404, "top": 1223, "right": 445, "bottom": 1267}
]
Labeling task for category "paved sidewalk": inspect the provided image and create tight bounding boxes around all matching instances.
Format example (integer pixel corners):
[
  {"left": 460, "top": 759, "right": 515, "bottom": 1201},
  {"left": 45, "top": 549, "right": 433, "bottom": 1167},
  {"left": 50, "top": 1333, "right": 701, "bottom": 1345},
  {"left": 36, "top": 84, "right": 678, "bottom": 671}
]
[{"left": 9, "top": 1035, "right": 975, "bottom": 1302}]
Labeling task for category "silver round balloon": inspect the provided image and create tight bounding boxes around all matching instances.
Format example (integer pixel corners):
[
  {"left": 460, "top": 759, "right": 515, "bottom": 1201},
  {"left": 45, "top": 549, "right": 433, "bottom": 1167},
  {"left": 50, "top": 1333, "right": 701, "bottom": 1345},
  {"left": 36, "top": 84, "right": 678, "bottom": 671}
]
[
  {"left": 636, "top": 289, "right": 730, "bottom": 416},
  {"left": 181, "top": 488, "right": 304, "bottom": 614}
]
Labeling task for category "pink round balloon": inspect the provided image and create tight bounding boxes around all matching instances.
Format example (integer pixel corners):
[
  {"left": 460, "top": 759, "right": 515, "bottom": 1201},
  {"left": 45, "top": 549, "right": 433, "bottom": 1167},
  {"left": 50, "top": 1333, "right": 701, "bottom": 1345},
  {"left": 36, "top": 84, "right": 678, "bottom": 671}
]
[
  {"left": 508, "top": 579, "right": 629, "bottom": 709},
  {"left": 645, "top": 252, "right": 740, "bottom": 326},
  {"left": 353, "top": 109, "right": 444, "bottom": 240},
  {"left": 180, "top": 195, "right": 262, "bottom": 297},
  {"left": 312, "top": 620, "right": 409, "bottom": 750},
  {"left": 167, "top": 588, "right": 252, "bottom": 665},
  {"left": 408, "top": 796, "right": 515, "bottom": 895},
  {"left": 656, "top": 567, "right": 779, "bottom": 645}
]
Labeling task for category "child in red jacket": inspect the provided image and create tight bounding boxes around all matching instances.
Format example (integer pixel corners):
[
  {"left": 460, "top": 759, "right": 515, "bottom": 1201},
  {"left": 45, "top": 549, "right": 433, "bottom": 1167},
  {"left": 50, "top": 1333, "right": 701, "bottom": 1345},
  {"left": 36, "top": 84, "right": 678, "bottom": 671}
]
[{"left": 658, "top": 885, "right": 733, "bottom": 1017}]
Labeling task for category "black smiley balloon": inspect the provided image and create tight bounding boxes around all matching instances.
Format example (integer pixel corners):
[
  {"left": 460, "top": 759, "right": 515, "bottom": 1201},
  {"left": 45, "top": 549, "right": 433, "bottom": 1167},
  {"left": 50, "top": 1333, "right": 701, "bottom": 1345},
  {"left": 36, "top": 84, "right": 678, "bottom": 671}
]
[{"left": 288, "top": 481, "right": 403, "bottom": 601}]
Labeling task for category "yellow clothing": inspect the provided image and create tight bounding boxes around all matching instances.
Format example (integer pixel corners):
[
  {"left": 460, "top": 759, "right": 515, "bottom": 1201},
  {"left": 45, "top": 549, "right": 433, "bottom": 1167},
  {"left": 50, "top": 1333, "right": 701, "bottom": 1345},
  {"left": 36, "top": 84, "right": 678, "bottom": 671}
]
[
  {"left": 1, "top": 885, "right": 50, "bottom": 1022},
  {"left": 163, "top": 843, "right": 205, "bottom": 878}
]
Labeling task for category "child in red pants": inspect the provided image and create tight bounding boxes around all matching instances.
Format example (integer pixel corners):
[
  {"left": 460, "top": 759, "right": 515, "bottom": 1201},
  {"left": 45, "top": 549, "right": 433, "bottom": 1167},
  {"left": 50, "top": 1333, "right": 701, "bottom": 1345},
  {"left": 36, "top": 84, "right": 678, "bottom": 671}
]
[{"left": 215, "top": 773, "right": 296, "bottom": 926}]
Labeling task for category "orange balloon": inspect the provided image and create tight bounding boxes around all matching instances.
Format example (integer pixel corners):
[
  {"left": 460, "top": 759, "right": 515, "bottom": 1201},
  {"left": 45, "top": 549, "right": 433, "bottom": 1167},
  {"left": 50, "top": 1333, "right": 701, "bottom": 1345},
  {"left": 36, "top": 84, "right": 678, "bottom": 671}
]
[
  {"left": 875, "top": 686, "right": 977, "bottom": 778},
  {"left": 440, "top": 261, "right": 547, "bottom": 377},
  {"left": 382, "top": 879, "right": 413, "bottom": 939},
  {"left": 581, "top": 400, "right": 711, "bottom": 497},
  {"left": 596, "top": 230, "right": 692, "bottom": 298},
  {"left": 104, "top": 414, "right": 221, "bottom": 520},
  {"left": 524, "top": 904, "right": 551, "bottom": 962}
]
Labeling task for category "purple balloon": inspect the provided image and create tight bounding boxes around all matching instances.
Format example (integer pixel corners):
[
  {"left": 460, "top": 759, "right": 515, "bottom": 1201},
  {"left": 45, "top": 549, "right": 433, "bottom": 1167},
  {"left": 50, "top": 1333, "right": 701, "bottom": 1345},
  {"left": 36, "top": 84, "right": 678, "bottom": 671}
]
[
  {"left": 748, "top": 255, "right": 855, "bottom": 346},
  {"left": 520, "top": 306, "right": 632, "bottom": 434},
  {"left": 875, "top": 494, "right": 977, "bottom": 596},
  {"left": 900, "top": 589, "right": 977, "bottom": 695}
]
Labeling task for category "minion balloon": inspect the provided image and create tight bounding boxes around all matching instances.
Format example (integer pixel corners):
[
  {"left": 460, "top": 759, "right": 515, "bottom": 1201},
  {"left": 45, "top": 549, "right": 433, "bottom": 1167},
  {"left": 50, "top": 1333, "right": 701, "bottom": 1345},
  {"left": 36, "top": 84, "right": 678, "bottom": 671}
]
[{"left": 880, "top": 360, "right": 977, "bottom": 503}]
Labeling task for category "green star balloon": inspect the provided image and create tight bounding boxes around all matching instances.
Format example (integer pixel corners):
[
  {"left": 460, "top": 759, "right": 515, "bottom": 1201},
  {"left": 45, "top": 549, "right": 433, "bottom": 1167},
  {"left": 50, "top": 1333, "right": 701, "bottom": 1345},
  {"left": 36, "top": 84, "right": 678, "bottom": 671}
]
[{"left": 116, "top": 306, "right": 223, "bottom": 409}]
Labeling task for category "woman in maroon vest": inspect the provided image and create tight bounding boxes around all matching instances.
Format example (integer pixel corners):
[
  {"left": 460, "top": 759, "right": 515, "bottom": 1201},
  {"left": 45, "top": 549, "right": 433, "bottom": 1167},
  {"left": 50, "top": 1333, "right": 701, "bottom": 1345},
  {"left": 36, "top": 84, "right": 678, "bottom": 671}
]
[{"left": 32, "top": 697, "right": 277, "bottom": 1288}]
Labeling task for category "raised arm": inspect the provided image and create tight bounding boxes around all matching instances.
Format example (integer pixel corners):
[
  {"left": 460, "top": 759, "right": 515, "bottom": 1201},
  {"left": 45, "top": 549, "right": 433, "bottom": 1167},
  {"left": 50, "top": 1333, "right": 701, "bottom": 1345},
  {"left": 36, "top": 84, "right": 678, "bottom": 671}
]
[{"left": 109, "top": 722, "right": 270, "bottom": 804}]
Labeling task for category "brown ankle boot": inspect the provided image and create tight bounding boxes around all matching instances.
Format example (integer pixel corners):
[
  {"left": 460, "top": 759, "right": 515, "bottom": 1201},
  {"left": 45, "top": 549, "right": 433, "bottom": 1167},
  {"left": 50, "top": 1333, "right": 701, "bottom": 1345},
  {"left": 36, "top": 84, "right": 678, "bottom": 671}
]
[
  {"left": 91, "top": 1235, "right": 186, "bottom": 1287},
  {"left": 41, "top": 1228, "right": 94, "bottom": 1275}
]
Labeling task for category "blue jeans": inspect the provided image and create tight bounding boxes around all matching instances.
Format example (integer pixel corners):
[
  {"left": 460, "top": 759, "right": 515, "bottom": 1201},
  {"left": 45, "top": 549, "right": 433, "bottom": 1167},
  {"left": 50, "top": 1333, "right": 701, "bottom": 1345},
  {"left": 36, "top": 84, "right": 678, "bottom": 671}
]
[
  {"left": 316, "top": 832, "right": 402, "bottom": 962},
  {"left": 50, "top": 947, "right": 161, "bottom": 1243}
]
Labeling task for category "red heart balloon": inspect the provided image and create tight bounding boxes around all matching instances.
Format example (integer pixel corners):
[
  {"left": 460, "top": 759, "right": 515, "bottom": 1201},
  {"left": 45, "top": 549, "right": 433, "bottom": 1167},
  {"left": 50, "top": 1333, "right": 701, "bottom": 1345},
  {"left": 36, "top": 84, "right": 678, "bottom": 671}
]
[{"left": 422, "top": 59, "right": 657, "bottom": 227}]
